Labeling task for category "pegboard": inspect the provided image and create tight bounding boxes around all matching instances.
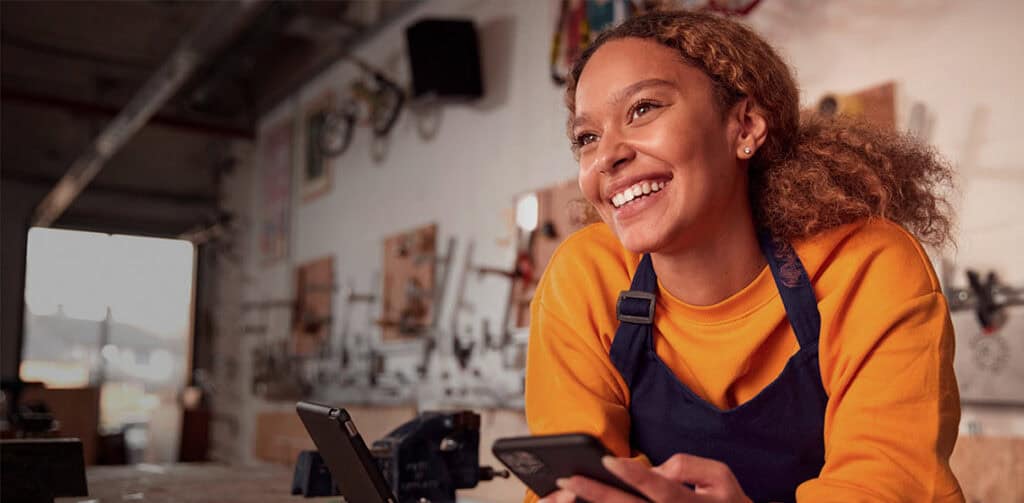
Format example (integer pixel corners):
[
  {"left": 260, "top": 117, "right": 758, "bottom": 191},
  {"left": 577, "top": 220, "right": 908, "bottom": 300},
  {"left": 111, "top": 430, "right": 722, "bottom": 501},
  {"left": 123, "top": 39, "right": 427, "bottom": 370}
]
[
  {"left": 380, "top": 224, "right": 437, "bottom": 342},
  {"left": 292, "top": 256, "right": 334, "bottom": 356},
  {"left": 511, "top": 179, "right": 589, "bottom": 328}
]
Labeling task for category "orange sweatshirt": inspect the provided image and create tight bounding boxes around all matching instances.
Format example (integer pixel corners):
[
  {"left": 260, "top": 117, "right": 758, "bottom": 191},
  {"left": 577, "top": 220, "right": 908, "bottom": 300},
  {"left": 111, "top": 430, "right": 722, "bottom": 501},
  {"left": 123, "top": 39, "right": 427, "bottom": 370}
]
[{"left": 524, "top": 218, "right": 963, "bottom": 502}]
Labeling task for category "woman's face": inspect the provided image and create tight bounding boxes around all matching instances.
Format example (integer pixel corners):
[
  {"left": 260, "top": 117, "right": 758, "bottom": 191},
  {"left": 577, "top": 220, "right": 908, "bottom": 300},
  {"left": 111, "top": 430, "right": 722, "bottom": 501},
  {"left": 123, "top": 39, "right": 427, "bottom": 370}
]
[{"left": 573, "top": 37, "right": 749, "bottom": 254}]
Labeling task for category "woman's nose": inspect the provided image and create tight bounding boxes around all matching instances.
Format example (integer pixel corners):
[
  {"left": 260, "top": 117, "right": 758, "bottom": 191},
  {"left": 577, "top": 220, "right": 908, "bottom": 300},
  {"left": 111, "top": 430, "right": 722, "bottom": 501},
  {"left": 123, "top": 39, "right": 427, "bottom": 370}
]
[{"left": 594, "top": 132, "right": 636, "bottom": 175}]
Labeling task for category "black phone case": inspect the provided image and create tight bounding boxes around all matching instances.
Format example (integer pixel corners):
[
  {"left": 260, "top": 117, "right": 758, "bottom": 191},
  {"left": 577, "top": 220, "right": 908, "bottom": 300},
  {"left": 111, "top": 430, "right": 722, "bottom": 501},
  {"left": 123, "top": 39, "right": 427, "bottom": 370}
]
[
  {"left": 295, "top": 401, "right": 396, "bottom": 503},
  {"left": 492, "top": 433, "right": 649, "bottom": 501}
]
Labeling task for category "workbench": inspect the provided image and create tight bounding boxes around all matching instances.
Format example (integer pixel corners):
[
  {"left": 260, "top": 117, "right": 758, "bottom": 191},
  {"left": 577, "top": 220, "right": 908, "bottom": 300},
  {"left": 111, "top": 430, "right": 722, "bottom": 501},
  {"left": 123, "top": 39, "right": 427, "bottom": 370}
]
[
  {"left": 52, "top": 463, "right": 504, "bottom": 503},
  {"left": 54, "top": 463, "right": 320, "bottom": 503}
]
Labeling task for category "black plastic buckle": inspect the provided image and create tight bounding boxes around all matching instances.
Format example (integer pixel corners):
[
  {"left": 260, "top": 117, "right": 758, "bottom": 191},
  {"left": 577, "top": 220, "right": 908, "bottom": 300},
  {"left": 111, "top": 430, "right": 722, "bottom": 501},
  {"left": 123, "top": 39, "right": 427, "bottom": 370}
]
[{"left": 616, "top": 290, "right": 656, "bottom": 324}]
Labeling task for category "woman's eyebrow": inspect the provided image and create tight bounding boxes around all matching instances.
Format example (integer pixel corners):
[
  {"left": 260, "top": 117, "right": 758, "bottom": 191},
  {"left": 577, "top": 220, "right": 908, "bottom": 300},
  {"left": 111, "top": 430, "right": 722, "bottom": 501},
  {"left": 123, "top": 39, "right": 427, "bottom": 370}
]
[
  {"left": 572, "top": 78, "right": 675, "bottom": 131},
  {"left": 609, "top": 78, "right": 675, "bottom": 107}
]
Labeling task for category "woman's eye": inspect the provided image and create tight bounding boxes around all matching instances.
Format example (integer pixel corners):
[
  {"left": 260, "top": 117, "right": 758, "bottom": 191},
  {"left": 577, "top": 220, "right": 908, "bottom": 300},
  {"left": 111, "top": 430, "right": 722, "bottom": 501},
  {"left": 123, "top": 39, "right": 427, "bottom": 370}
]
[
  {"left": 630, "top": 101, "right": 659, "bottom": 121},
  {"left": 574, "top": 133, "right": 598, "bottom": 147}
]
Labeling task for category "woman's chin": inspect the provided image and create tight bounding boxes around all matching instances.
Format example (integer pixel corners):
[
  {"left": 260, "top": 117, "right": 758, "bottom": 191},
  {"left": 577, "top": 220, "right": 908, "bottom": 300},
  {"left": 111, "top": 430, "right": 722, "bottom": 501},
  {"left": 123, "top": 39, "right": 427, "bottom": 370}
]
[{"left": 614, "top": 228, "right": 665, "bottom": 255}]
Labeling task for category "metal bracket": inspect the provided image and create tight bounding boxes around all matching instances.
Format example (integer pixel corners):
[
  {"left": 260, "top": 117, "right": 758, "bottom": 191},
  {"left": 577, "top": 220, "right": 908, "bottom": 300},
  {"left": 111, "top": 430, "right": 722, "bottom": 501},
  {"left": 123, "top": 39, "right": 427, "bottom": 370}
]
[{"left": 616, "top": 290, "right": 656, "bottom": 324}]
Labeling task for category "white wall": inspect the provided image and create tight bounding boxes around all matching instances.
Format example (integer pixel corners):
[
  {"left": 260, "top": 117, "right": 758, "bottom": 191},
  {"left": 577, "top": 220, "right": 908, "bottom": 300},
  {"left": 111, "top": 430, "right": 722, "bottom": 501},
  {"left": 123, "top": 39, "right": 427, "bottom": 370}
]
[
  {"left": 214, "top": 0, "right": 1024, "bottom": 484},
  {"left": 211, "top": 0, "right": 572, "bottom": 470},
  {"left": 745, "top": 0, "right": 1024, "bottom": 436}
]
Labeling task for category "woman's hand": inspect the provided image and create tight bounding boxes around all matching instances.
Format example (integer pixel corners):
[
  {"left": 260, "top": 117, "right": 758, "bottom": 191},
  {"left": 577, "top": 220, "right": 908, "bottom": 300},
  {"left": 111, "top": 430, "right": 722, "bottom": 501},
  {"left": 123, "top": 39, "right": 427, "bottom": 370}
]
[{"left": 538, "top": 453, "right": 752, "bottom": 503}]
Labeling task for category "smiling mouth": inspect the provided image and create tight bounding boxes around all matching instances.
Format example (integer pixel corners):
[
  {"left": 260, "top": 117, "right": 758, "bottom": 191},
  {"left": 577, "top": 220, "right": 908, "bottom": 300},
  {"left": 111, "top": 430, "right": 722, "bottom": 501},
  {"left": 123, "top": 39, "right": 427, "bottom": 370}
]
[{"left": 610, "top": 180, "right": 668, "bottom": 208}]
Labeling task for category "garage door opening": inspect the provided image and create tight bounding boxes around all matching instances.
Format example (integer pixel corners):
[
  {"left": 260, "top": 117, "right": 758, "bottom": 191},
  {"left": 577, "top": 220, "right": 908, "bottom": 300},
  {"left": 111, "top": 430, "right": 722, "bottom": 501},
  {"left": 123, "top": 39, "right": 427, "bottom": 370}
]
[{"left": 20, "top": 227, "right": 195, "bottom": 464}]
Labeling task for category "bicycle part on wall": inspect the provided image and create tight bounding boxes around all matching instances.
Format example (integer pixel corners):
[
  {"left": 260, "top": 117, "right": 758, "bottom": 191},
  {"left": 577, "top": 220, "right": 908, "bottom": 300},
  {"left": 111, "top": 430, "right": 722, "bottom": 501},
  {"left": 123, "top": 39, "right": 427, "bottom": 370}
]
[
  {"left": 946, "top": 268, "right": 1024, "bottom": 332},
  {"left": 292, "top": 256, "right": 335, "bottom": 356},
  {"left": 411, "top": 101, "right": 443, "bottom": 141},
  {"left": 945, "top": 266, "right": 1024, "bottom": 405},
  {"left": 347, "top": 56, "right": 405, "bottom": 138},
  {"left": 511, "top": 179, "right": 589, "bottom": 328},
  {"left": 318, "top": 99, "right": 358, "bottom": 158},
  {"left": 251, "top": 340, "right": 311, "bottom": 401},
  {"left": 337, "top": 278, "right": 377, "bottom": 369},
  {"left": 550, "top": 0, "right": 636, "bottom": 85},
  {"left": 816, "top": 81, "right": 896, "bottom": 130},
  {"left": 301, "top": 95, "right": 334, "bottom": 201},
  {"left": 380, "top": 224, "right": 437, "bottom": 342},
  {"left": 952, "top": 308, "right": 1024, "bottom": 405}
]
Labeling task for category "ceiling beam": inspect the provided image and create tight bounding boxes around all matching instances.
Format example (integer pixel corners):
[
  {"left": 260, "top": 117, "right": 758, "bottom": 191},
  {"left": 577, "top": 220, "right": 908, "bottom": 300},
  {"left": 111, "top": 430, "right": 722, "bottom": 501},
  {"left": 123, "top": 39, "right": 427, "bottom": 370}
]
[
  {"left": 32, "top": 0, "right": 265, "bottom": 228},
  {"left": 2, "top": 87, "right": 254, "bottom": 139}
]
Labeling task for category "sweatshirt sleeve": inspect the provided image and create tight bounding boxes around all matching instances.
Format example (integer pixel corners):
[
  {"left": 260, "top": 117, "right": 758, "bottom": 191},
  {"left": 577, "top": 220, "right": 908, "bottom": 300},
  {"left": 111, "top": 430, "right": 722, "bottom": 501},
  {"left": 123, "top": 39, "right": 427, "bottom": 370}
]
[
  {"left": 521, "top": 236, "right": 636, "bottom": 502},
  {"left": 797, "top": 291, "right": 964, "bottom": 502}
]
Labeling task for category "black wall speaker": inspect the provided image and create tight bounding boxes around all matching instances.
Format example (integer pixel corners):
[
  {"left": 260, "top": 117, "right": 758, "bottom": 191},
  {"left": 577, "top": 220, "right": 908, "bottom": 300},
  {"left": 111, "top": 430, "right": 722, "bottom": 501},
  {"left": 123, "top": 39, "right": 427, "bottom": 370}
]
[{"left": 405, "top": 19, "right": 484, "bottom": 101}]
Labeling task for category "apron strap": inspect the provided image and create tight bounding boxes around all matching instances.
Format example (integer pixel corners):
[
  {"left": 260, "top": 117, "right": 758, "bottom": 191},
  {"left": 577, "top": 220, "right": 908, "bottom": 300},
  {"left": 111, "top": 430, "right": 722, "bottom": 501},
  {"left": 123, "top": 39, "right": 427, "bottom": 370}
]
[
  {"left": 757, "top": 231, "right": 821, "bottom": 349},
  {"left": 611, "top": 254, "right": 657, "bottom": 386}
]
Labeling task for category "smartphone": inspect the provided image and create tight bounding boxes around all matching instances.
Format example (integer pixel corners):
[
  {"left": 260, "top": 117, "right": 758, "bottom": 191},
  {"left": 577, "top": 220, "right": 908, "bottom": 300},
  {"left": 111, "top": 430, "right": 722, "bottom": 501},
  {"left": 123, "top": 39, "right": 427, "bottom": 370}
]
[
  {"left": 492, "top": 433, "right": 648, "bottom": 501},
  {"left": 295, "top": 401, "right": 397, "bottom": 503}
]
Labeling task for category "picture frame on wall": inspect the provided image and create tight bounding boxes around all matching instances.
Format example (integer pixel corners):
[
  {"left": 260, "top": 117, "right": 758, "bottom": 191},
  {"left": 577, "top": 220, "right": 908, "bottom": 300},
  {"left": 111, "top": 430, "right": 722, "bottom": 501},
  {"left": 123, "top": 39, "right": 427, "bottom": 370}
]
[{"left": 299, "top": 94, "right": 334, "bottom": 202}]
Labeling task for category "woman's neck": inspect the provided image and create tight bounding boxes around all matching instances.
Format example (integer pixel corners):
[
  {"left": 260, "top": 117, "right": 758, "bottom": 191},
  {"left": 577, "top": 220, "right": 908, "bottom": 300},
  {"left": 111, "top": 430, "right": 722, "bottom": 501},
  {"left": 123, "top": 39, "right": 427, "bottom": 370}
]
[{"left": 650, "top": 210, "right": 765, "bottom": 307}]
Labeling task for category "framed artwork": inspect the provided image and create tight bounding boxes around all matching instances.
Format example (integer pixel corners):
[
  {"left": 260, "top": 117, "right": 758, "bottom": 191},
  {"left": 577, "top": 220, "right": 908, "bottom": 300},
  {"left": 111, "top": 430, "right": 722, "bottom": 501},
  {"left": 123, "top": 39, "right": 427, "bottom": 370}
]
[
  {"left": 259, "top": 117, "right": 292, "bottom": 263},
  {"left": 300, "top": 94, "right": 334, "bottom": 201}
]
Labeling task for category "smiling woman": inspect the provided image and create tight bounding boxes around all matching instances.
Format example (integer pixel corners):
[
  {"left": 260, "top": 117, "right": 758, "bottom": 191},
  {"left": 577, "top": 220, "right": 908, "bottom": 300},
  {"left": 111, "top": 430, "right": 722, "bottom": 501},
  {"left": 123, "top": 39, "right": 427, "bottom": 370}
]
[{"left": 525, "top": 10, "right": 962, "bottom": 503}]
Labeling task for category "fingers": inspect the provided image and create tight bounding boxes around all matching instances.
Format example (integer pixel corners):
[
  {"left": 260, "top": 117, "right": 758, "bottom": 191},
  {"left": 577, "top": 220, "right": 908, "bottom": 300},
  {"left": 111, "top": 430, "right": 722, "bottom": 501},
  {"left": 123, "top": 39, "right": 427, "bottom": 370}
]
[
  {"left": 653, "top": 453, "right": 735, "bottom": 487},
  {"left": 602, "top": 456, "right": 698, "bottom": 502},
  {"left": 551, "top": 475, "right": 647, "bottom": 503},
  {"left": 652, "top": 454, "right": 750, "bottom": 502},
  {"left": 537, "top": 488, "right": 579, "bottom": 503}
]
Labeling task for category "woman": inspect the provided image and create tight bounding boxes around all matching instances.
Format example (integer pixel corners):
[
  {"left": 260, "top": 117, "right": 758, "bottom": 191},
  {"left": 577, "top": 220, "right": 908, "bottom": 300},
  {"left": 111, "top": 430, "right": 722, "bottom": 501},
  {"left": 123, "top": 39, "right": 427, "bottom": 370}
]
[{"left": 525, "top": 10, "right": 963, "bottom": 503}]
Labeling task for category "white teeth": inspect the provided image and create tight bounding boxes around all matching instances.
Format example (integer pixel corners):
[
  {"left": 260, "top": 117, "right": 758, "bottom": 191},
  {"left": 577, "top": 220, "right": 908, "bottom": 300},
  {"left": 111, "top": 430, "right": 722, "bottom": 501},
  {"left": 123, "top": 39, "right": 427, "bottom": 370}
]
[{"left": 610, "top": 180, "right": 668, "bottom": 208}]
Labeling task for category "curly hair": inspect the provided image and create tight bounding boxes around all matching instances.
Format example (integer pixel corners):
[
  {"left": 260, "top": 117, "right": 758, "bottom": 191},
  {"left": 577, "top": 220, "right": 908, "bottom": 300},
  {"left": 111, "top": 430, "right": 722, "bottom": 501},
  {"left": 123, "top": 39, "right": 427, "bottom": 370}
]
[{"left": 565, "top": 10, "right": 955, "bottom": 249}]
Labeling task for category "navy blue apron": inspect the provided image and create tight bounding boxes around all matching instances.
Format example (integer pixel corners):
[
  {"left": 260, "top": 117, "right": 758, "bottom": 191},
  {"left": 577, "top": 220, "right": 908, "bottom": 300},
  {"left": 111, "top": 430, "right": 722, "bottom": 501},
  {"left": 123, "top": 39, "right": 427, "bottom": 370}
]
[{"left": 610, "top": 233, "right": 827, "bottom": 503}]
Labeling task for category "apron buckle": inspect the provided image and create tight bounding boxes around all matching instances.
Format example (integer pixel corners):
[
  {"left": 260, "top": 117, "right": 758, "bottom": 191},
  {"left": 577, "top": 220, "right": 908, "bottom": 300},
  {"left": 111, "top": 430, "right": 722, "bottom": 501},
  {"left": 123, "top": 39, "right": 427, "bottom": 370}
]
[{"left": 616, "top": 290, "right": 656, "bottom": 324}]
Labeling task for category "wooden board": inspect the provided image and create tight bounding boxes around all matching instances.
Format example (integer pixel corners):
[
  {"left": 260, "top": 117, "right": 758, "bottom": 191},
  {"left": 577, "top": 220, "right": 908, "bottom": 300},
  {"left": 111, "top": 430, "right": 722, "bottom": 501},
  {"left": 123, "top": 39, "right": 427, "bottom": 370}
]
[
  {"left": 291, "top": 256, "right": 334, "bottom": 356},
  {"left": 512, "top": 179, "right": 589, "bottom": 327},
  {"left": 380, "top": 224, "right": 437, "bottom": 341},
  {"left": 816, "top": 81, "right": 896, "bottom": 129}
]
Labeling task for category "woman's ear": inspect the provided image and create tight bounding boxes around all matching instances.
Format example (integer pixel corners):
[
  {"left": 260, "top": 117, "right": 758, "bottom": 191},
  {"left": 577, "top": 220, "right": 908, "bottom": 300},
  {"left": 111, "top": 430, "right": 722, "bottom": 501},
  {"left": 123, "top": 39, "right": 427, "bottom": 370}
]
[{"left": 732, "top": 98, "right": 768, "bottom": 160}]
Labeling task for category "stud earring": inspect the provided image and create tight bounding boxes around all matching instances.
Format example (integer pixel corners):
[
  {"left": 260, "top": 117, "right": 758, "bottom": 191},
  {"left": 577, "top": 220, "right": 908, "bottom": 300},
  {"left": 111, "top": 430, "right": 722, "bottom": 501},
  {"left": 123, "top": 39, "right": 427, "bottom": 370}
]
[{"left": 743, "top": 146, "right": 752, "bottom": 155}]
